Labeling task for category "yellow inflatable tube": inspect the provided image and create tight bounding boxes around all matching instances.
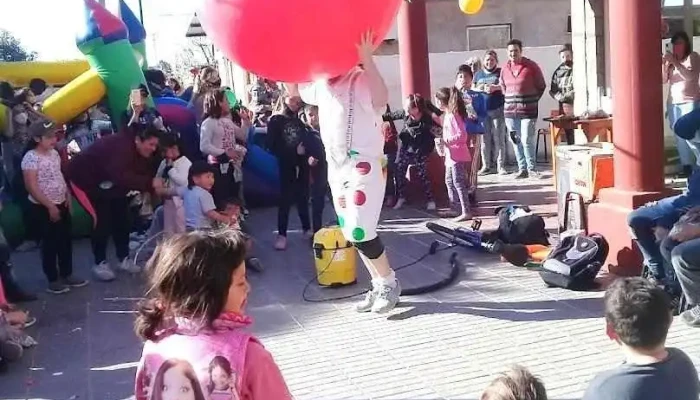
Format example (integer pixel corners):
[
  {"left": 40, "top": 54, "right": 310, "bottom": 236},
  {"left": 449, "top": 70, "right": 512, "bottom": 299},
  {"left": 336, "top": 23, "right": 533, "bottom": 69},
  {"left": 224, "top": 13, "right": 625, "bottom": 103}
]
[
  {"left": 0, "top": 60, "right": 90, "bottom": 86},
  {"left": 0, "top": 102, "right": 7, "bottom": 135},
  {"left": 42, "top": 69, "right": 106, "bottom": 125}
]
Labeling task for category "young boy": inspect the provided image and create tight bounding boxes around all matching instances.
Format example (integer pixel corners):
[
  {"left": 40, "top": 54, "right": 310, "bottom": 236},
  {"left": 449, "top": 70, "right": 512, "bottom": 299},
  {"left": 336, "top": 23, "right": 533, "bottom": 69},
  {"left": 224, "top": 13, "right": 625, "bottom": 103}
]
[
  {"left": 583, "top": 277, "right": 700, "bottom": 400},
  {"left": 301, "top": 104, "right": 335, "bottom": 235},
  {"left": 218, "top": 198, "right": 263, "bottom": 272},
  {"left": 182, "top": 162, "right": 234, "bottom": 231},
  {"left": 481, "top": 365, "right": 547, "bottom": 400},
  {"left": 455, "top": 64, "right": 487, "bottom": 205}
]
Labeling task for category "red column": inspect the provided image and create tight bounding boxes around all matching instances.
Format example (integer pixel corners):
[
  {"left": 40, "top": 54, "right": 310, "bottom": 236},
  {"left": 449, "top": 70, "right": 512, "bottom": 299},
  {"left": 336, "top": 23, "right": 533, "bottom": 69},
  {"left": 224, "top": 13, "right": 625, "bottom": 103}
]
[
  {"left": 397, "top": 0, "right": 431, "bottom": 98},
  {"left": 587, "top": 0, "right": 671, "bottom": 275}
]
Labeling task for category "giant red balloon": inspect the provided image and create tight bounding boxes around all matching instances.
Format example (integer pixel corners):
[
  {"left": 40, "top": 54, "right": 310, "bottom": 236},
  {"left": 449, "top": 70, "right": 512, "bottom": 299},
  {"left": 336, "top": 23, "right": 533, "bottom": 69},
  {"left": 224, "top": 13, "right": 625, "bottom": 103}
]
[{"left": 198, "top": 0, "right": 402, "bottom": 83}]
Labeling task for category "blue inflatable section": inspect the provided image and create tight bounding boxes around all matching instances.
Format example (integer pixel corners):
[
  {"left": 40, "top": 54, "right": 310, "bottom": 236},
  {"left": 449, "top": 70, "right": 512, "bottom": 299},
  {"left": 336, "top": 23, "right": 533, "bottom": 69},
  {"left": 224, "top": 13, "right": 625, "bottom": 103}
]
[
  {"left": 154, "top": 96, "right": 203, "bottom": 161},
  {"left": 243, "top": 127, "right": 280, "bottom": 205},
  {"left": 674, "top": 107, "right": 700, "bottom": 141}
]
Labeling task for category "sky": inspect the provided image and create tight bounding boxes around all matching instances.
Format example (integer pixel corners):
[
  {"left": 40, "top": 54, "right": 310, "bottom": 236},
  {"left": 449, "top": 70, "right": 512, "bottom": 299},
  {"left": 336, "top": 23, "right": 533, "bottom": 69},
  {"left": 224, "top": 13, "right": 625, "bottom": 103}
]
[{"left": 0, "top": 0, "right": 198, "bottom": 64}]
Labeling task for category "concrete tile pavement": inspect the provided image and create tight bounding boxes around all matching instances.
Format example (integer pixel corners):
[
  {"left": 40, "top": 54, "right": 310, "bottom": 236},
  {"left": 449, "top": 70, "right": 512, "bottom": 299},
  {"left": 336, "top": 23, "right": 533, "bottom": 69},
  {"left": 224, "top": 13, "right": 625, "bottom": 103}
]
[{"left": 1, "top": 171, "right": 699, "bottom": 399}]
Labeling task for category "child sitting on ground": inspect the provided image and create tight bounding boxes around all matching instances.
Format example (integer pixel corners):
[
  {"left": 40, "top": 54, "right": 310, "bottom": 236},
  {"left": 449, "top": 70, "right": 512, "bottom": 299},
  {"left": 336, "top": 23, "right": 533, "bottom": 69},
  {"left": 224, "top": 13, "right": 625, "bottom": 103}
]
[
  {"left": 134, "top": 230, "right": 290, "bottom": 400},
  {"left": 582, "top": 277, "right": 700, "bottom": 400},
  {"left": 218, "top": 198, "right": 263, "bottom": 273},
  {"left": 183, "top": 161, "right": 237, "bottom": 231},
  {"left": 481, "top": 365, "right": 547, "bottom": 400}
]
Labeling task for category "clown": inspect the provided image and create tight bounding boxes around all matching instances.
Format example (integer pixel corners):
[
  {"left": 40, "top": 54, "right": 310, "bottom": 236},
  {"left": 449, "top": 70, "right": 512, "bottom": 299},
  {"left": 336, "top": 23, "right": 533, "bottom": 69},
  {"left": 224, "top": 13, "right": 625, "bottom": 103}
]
[{"left": 287, "top": 31, "right": 400, "bottom": 313}]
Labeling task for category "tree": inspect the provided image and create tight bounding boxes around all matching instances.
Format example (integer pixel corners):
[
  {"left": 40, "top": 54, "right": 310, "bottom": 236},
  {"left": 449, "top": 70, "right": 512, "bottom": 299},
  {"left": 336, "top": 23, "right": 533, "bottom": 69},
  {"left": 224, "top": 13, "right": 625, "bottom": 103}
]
[
  {"left": 157, "top": 60, "right": 174, "bottom": 76},
  {"left": 172, "top": 37, "right": 217, "bottom": 86},
  {"left": 0, "top": 30, "right": 37, "bottom": 62}
]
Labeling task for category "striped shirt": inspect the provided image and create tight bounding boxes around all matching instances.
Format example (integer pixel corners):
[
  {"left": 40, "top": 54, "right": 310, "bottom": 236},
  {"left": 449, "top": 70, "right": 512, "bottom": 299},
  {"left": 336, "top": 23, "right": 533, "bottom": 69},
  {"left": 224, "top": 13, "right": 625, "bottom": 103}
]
[{"left": 500, "top": 57, "right": 546, "bottom": 119}]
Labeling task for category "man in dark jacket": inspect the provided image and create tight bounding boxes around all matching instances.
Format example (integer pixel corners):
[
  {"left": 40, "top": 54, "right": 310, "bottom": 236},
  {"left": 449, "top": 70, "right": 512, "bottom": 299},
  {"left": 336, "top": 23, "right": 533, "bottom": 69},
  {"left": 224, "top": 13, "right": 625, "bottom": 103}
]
[
  {"left": 66, "top": 119, "right": 159, "bottom": 282},
  {"left": 549, "top": 44, "right": 575, "bottom": 145}
]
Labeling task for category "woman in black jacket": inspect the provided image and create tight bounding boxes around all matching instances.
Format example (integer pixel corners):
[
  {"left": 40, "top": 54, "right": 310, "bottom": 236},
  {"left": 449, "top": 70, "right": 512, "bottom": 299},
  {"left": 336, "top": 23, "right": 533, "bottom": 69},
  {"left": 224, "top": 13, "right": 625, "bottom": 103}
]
[
  {"left": 266, "top": 95, "right": 311, "bottom": 251},
  {"left": 383, "top": 94, "right": 440, "bottom": 211}
]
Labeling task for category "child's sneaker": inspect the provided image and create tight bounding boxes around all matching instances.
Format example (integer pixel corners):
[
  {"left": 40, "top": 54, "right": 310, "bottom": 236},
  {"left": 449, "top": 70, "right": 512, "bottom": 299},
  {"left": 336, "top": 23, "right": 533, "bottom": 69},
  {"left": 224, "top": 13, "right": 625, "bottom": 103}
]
[
  {"left": 62, "top": 276, "right": 89, "bottom": 288},
  {"left": 274, "top": 235, "right": 287, "bottom": 251},
  {"left": 46, "top": 282, "right": 70, "bottom": 295},
  {"left": 371, "top": 280, "right": 401, "bottom": 314},
  {"left": 246, "top": 257, "right": 264, "bottom": 273},
  {"left": 393, "top": 198, "right": 407, "bottom": 210},
  {"left": 355, "top": 288, "right": 378, "bottom": 313},
  {"left": 681, "top": 305, "right": 700, "bottom": 327},
  {"left": 453, "top": 213, "right": 472, "bottom": 222},
  {"left": 92, "top": 261, "right": 116, "bottom": 282},
  {"left": 426, "top": 201, "right": 437, "bottom": 211},
  {"left": 120, "top": 259, "right": 141, "bottom": 274}
]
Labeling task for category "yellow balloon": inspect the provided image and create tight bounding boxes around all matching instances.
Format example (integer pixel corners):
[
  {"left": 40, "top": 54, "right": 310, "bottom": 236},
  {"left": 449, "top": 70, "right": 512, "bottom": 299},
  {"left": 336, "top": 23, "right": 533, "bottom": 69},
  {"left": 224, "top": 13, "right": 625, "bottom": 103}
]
[{"left": 459, "top": 0, "right": 484, "bottom": 14}]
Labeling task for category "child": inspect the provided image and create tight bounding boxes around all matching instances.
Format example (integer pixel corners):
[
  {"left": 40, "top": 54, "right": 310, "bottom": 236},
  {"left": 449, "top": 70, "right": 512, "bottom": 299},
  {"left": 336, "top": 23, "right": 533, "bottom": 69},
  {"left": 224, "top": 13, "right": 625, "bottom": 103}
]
[
  {"left": 434, "top": 87, "right": 472, "bottom": 221},
  {"left": 218, "top": 198, "right": 264, "bottom": 273},
  {"left": 200, "top": 89, "right": 250, "bottom": 208},
  {"left": 302, "top": 104, "right": 334, "bottom": 235},
  {"left": 153, "top": 132, "right": 192, "bottom": 234},
  {"left": 382, "top": 115, "right": 399, "bottom": 208},
  {"left": 209, "top": 355, "right": 240, "bottom": 400},
  {"left": 134, "top": 230, "right": 291, "bottom": 400},
  {"left": 149, "top": 359, "right": 207, "bottom": 400},
  {"left": 266, "top": 94, "right": 311, "bottom": 250},
  {"left": 183, "top": 161, "right": 236, "bottom": 231},
  {"left": 384, "top": 94, "right": 439, "bottom": 211},
  {"left": 21, "top": 120, "right": 87, "bottom": 294},
  {"left": 455, "top": 64, "right": 487, "bottom": 205},
  {"left": 582, "top": 277, "right": 700, "bottom": 400},
  {"left": 481, "top": 365, "right": 548, "bottom": 400}
]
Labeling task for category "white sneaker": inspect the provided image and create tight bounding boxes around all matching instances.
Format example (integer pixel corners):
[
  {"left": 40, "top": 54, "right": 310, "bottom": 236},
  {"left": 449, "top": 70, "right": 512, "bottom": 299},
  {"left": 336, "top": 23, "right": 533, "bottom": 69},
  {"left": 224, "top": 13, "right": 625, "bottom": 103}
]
[
  {"left": 371, "top": 280, "right": 401, "bottom": 313},
  {"left": 354, "top": 288, "right": 378, "bottom": 313},
  {"left": 393, "top": 198, "right": 407, "bottom": 210},
  {"left": 120, "top": 258, "right": 141, "bottom": 274},
  {"left": 92, "top": 262, "right": 116, "bottom": 282},
  {"left": 426, "top": 201, "right": 437, "bottom": 211}
]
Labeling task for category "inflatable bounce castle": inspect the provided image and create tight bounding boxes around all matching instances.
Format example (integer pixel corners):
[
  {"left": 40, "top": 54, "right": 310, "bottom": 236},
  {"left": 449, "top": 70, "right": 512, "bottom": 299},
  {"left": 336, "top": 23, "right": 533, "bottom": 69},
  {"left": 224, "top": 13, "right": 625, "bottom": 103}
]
[{"left": 0, "top": 0, "right": 202, "bottom": 243}]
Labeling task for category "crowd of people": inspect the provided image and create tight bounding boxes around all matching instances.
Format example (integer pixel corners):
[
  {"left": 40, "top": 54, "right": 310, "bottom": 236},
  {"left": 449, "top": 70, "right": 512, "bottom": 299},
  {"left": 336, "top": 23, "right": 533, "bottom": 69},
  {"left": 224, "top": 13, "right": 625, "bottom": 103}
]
[{"left": 0, "top": 30, "right": 698, "bottom": 400}]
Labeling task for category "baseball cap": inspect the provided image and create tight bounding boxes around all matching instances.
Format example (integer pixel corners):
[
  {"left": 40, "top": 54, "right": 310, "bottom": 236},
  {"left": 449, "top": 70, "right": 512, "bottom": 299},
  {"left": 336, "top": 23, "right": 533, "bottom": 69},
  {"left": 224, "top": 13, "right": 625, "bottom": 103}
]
[{"left": 28, "top": 118, "right": 58, "bottom": 138}]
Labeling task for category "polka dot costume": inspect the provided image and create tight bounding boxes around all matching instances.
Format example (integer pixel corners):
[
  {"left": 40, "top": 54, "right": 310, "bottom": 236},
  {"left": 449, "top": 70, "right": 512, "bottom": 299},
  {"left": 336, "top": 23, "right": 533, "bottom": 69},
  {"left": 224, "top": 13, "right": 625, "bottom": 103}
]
[
  {"left": 329, "top": 154, "right": 386, "bottom": 243},
  {"left": 299, "top": 67, "right": 386, "bottom": 244}
]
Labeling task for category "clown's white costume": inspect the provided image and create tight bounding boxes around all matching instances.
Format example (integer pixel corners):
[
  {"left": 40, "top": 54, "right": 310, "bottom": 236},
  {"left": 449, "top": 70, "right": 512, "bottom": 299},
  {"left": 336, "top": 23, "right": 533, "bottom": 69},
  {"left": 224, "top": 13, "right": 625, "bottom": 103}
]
[
  {"left": 300, "top": 68, "right": 384, "bottom": 242},
  {"left": 299, "top": 65, "right": 400, "bottom": 313}
]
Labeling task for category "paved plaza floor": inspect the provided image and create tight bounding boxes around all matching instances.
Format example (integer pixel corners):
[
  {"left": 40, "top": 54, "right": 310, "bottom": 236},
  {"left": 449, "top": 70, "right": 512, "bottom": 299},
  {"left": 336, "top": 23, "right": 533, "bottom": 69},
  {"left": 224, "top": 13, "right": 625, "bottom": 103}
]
[{"left": 1, "top": 171, "right": 699, "bottom": 400}]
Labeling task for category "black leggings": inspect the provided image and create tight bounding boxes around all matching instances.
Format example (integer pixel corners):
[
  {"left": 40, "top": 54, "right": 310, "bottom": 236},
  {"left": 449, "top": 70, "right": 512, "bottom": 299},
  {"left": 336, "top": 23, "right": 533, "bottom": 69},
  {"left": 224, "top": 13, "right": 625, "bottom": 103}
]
[
  {"left": 29, "top": 202, "right": 73, "bottom": 282},
  {"left": 89, "top": 194, "right": 131, "bottom": 264},
  {"left": 278, "top": 164, "right": 310, "bottom": 236},
  {"left": 211, "top": 163, "right": 241, "bottom": 209}
]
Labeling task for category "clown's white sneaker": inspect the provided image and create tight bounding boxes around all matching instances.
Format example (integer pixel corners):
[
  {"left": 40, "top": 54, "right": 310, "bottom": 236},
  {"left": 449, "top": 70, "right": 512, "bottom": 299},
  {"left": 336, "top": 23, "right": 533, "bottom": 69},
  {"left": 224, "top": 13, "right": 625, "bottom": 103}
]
[{"left": 371, "top": 280, "right": 401, "bottom": 314}]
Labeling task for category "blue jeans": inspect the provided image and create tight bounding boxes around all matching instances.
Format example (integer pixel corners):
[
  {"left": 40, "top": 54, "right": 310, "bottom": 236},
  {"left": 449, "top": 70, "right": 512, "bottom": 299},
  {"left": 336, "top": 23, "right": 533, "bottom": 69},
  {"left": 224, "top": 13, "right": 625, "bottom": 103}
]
[
  {"left": 627, "top": 194, "right": 700, "bottom": 279},
  {"left": 505, "top": 117, "right": 537, "bottom": 172},
  {"left": 669, "top": 101, "right": 700, "bottom": 166},
  {"left": 482, "top": 108, "right": 507, "bottom": 171}
]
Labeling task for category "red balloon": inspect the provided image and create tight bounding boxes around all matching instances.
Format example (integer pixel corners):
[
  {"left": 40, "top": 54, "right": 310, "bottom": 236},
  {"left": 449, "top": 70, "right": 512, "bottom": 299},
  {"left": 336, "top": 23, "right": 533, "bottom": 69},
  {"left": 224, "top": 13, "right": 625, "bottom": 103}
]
[{"left": 198, "top": 0, "right": 402, "bottom": 83}]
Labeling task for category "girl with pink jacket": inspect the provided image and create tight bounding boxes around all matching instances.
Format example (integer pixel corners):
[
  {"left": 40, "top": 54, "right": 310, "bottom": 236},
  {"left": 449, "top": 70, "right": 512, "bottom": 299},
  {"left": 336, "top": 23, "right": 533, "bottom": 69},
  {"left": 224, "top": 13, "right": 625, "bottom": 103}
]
[
  {"left": 434, "top": 87, "right": 473, "bottom": 221},
  {"left": 134, "top": 230, "right": 291, "bottom": 400}
]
